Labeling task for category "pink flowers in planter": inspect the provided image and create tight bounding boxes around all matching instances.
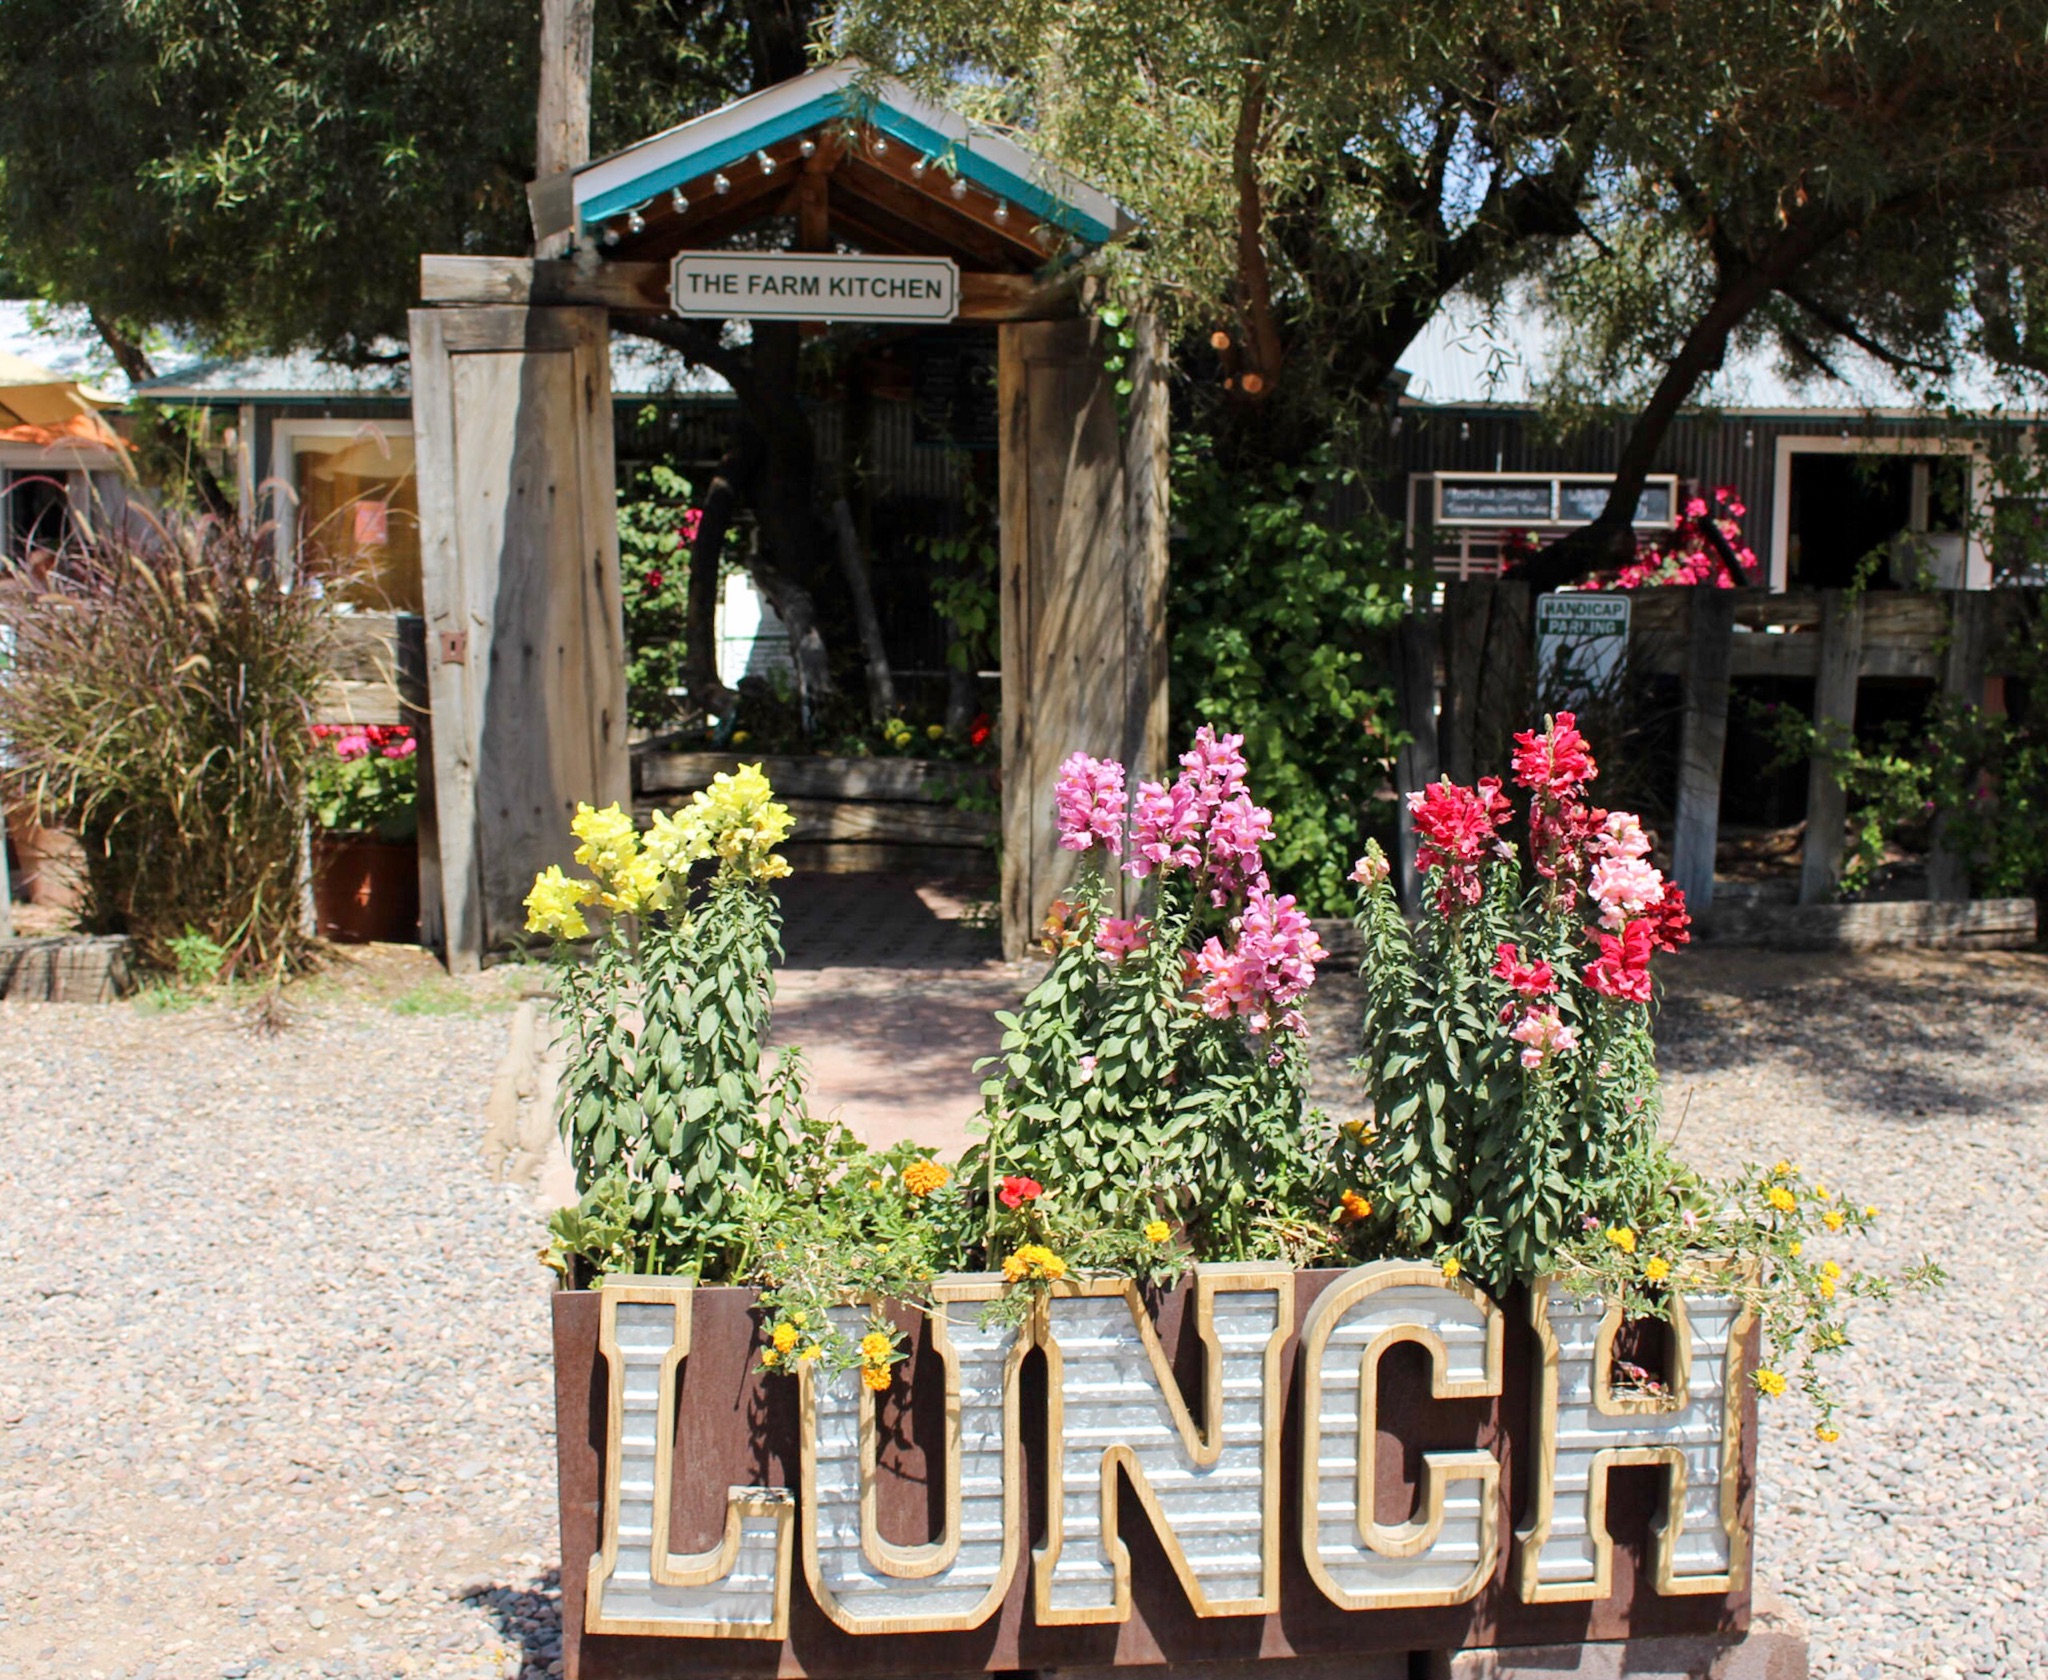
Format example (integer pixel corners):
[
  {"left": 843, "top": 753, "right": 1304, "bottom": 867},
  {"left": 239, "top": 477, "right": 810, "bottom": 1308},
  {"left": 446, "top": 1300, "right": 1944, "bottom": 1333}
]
[
  {"left": 1055, "top": 752, "right": 1127, "bottom": 855},
  {"left": 1048, "top": 724, "right": 1323, "bottom": 1035},
  {"left": 1194, "top": 885, "right": 1326, "bottom": 1036}
]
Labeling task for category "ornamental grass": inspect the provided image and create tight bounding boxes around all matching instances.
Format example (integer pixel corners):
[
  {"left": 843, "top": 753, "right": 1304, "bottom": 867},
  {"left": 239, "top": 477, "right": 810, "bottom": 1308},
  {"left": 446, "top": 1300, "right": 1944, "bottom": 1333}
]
[{"left": 0, "top": 507, "right": 339, "bottom": 978}]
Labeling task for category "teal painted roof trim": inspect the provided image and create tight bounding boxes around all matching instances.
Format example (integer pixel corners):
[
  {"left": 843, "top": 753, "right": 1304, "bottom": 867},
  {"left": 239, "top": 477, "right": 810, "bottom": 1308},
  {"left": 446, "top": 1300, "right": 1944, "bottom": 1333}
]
[{"left": 580, "top": 89, "right": 1117, "bottom": 247}]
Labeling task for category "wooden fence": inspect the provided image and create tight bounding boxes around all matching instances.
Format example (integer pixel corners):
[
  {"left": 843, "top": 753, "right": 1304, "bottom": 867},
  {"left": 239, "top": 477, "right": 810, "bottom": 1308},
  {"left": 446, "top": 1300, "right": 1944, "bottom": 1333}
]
[{"left": 1403, "top": 584, "right": 2041, "bottom": 920}]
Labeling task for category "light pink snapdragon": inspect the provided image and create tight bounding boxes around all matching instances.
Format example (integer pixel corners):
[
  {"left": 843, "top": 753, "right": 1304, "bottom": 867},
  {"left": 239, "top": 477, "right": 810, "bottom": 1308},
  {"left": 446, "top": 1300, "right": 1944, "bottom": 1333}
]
[
  {"left": 1203, "top": 792, "right": 1273, "bottom": 902},
  {"left": 1054, "top": 751, "right": 1126, "bottom": 855},
  {"left": 1194, "top": 885, "right": 1324, "bottom": 1035},
  {"left": 1509, "top": 1006, "right": 1579, "bottom": 1070},
  {"left": 1178, "top": 724, "right": 1249, "bottom": 817},
  {"left": 1588, "top": 855, "right": 1666, "bottom": 930},
  {"left": 1095, "top": 916, "right": 1150, "bottom": 961}
]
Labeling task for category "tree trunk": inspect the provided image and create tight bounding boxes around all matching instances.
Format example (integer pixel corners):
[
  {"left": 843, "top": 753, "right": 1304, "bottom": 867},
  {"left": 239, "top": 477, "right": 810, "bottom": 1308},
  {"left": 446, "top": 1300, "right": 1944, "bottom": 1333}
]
[
  {"left": 832, "top": 497, "right": 895, "bottom": 721},
  {"left": 1523, "top": 214, "right": 1847, "bottom": 591},
  {"left": 684, "top": 457, "right": 740, "bottom": 713}
]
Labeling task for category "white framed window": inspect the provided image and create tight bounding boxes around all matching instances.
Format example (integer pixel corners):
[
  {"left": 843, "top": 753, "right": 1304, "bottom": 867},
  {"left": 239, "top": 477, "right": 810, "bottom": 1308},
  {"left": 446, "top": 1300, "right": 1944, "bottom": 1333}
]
[
  {"left": 1767, "top": 434, "right": 1991, "bottom": 592},
  {"left": 270, "top": 419, "right": 420, "bottom": 613}
]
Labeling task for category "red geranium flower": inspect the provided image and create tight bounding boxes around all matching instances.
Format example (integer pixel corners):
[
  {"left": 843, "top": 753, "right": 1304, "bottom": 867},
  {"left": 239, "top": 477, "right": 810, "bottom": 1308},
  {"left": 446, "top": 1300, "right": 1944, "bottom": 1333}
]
[{"left": 998, "top": 1175, "right": 1043, "bottom": 1209}]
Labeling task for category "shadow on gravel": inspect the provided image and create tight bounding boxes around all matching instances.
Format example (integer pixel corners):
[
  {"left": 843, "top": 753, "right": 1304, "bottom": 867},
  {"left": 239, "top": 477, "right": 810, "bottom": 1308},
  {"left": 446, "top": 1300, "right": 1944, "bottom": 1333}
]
[
  {"left": 468, "top": 1570, "right": 563, "bottom": 1679},
  {"left": 1655, "top": 948, "right": 2048, "bottom": 1119}
]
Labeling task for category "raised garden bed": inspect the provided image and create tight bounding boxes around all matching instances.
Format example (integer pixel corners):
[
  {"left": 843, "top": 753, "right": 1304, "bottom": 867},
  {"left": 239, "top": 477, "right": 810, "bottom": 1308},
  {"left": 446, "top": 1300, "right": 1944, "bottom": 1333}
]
[
  {"left": 634, "top": 751, "right": 996, "bottom": 878},
  {"left": 551, "top": 1266, "right": 1760, "bottom": 1679},
  {"left": 0, "top": 934, "right": 134, "bottom": 1002}
]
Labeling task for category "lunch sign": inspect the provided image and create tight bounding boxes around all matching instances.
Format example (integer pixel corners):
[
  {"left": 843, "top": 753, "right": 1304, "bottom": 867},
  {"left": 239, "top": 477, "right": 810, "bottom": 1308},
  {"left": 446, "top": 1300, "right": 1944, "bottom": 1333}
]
[
  {"left": 670, "top": 253, "right": 960, "bottom": 324},
  {"left": 555, "top": 1263, "right": 1758, "bottom": 1676}
]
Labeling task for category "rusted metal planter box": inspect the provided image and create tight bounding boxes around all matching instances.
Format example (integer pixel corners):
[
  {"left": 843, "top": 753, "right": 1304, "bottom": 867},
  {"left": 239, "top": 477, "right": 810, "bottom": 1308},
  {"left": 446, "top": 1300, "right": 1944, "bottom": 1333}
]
[{"left": 551, "top": 1265, "right": 1758, "bottom": 1679}]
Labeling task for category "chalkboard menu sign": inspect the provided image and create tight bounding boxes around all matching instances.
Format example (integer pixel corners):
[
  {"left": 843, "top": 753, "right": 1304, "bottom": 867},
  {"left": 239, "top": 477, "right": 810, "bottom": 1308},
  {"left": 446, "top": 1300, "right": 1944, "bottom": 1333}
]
[
  {"left": 911, "top": 338, "right": 999, "bottom": 450},
  {"left": 1559, "top": 481, "right": 1673, "bottom": 525},
  {"left": 1439, "top": 480, "right": 1554, "bottom": 522}
]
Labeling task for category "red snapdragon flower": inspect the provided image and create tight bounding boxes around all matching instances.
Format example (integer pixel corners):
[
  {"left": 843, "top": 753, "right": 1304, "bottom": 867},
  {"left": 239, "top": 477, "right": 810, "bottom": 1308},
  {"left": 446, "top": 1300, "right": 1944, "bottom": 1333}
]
[
  {"left": 1407, "top": 776, "right": 1512, "bottom": 913},
  {"left": 1491, "top": 942, "right": 1558, "bottom": 998},
  {"left": 1584, "top": 920, "right": 1656, "bottom": 1003}
]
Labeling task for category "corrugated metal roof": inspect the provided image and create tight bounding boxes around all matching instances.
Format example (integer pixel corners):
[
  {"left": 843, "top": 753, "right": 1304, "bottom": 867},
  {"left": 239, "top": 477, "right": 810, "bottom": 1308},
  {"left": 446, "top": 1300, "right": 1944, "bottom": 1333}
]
[{"left": 1396, "top": 292, "right": 2043, "bottom": 416}]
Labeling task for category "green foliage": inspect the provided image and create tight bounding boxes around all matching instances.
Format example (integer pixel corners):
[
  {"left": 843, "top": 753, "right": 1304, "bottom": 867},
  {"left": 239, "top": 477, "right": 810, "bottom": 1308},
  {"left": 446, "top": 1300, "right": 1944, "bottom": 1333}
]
[
  {"left": 965, "top": 862, "right": 1330, "bottom": 1264},
  {"left": 0, "top": 0, "right": 775, "bottom": 360},
  {"left": 0, "top": 510, "right": 336, "bottom": 976},
  {"left": 548, "top": 877, "right": 803, "bottom": 1281},
  {"left": 1349, "top": 844, "right": 1662, "bottom": 1287},
  {"left": 166, "top": 927, "right": 228, "bottom": 990},
  {"left": 1171, "top": 438, "right": 1410, "bottom": 916},
  {"left": 617, "top": 464, "right": 697, "bottom": 728},
  {"left": 919, "top": 472, "right": 999, "bottom": 680}
]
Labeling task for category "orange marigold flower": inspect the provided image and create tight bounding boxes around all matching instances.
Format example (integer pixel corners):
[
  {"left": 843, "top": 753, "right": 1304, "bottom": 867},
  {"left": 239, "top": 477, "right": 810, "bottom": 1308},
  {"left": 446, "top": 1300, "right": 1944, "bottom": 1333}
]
[
  {"left": 903, "top": 1160, "right": 949, "bottom": 1197},
  {"left": 1338, "top": 1189, "right": 1372, "bottom": 1223},
  {"left": 861, "top": 1365, "right": 891, "bottom": 1392}
]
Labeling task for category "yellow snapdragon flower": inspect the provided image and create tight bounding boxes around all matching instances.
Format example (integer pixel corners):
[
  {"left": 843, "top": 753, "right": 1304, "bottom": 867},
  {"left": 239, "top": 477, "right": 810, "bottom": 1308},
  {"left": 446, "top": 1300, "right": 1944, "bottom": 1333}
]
[
  {"left": 570, "top": 802, "right": 639, "bottom": 880},
  {"left": 524, "top": 866, "right": 593, "bottom": 939}
]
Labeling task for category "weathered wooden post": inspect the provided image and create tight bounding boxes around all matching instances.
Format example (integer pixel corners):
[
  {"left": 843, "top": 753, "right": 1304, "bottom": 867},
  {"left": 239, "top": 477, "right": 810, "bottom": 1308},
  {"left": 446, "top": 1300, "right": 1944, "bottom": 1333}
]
[
  {"left": 1798, "top": 589, "right": 1866, "bottom": 904},
  {"left": 997, "top": 313, "right": 1169, "bottom": 957},
  {"left": 409, "top": 306, "right": 630, "bottom": 969},
  {"left": 1928, "top": 588, "right": 1991, "bottom": 902},
  {"left": 1392, "top": 608, "right": 1441, "bottom": 910},
  {"left": 1672, "top": 589, "right": 1736, "bottom": 912}
]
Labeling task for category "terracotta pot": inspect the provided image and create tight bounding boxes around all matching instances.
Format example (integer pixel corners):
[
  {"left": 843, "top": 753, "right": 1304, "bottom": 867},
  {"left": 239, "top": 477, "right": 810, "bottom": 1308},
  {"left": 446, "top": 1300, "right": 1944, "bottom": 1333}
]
[{"left": 312, "top": 834, "right": 419, "bottom": 944}]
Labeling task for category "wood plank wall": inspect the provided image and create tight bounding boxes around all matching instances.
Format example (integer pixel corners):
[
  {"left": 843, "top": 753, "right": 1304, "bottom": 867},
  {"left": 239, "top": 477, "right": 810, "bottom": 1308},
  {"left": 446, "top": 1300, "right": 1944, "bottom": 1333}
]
[{"left": 1405, "top": 585, "right": 2039, "bottom": 914}]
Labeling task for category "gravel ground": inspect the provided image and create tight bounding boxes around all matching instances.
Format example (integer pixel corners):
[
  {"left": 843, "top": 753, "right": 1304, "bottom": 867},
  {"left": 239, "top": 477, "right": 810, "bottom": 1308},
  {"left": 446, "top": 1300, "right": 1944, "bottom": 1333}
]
[
  {"left": 2, "top": 941, "right": 2044, "bottom": 1678},
  {"left": 1656, "top": 947, "right": 2048, "bottom": 1679},
  {"left": 0, "top": 959, "right": 565, "bottom": 1680}
]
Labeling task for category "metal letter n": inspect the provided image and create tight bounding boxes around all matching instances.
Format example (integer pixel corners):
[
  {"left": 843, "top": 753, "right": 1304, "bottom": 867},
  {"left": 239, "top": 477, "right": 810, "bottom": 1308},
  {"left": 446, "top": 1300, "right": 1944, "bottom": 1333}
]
[
  {"left": 1034, "top": 1263, "right": 1293, "bottom": 1623},
  {"left": 1298, "top": 1261, "right": 1505, "bottom": 1610}
]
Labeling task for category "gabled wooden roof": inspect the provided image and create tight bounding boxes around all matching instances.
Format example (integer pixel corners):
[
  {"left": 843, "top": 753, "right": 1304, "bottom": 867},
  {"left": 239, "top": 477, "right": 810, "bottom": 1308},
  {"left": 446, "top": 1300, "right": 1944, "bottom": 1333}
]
[{"left": 553, "top": 61, "right": 1135, "bottom": 273}]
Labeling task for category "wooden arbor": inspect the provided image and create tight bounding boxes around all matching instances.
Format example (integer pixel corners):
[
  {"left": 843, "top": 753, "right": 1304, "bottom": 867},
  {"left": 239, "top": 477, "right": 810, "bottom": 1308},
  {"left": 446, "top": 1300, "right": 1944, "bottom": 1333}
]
[{"left": 411, "top": 63, "right": 1163, "bottom": 965}]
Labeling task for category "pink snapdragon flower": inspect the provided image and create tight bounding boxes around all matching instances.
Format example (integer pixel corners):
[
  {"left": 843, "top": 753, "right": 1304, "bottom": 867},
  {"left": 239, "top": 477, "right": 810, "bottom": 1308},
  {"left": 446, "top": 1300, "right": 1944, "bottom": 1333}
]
[
  {"left": 1349, "top": 852, "right": 1389, "bottom": 887},
  {"left": 1509, "top": 1006, "right": 1579, "bottom": 1070},
  {"left": 1588, "top": 855, "right": 1667, "bottom": 930},
  {"left": 1054, "top": 751, "right": 1126, "bottom": 855},
  {"left": 1095, "top": 916, "right": 1151, "bottom": 961},
  {"left": 334, "top": 733, "right": 371, "bottom": 761},
  {"left": 1193, "top": 885, "right": 1324, "bottom": 1035},
  {"left": 1203, "top": 792, "right": 1272, "bottom": 903},
  {"left": 1125, "top": 778, "right": 1204, "bottom": 879},
  {"left": 1178, "top": 724, "right": 1249, "bottom": 818},
  {"left": 1407, "top": 776, "right": 1512, "bottom": 913},
  {"left": 1595, "top": 810, "right": 1652, "bottom": 862},
  {"left": 382, "top": 736, "right": 418, "bottom": 761}
]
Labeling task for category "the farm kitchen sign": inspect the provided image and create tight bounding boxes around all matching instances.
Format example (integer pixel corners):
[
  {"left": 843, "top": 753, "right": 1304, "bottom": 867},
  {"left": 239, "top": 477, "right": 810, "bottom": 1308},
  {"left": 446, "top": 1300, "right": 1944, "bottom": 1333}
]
[
  {"left": 669, "top": 253, "right": 959, "bottom": 323},
  {"left": 562, "top": 1262, "right": 1755, "bottom": 1665}
]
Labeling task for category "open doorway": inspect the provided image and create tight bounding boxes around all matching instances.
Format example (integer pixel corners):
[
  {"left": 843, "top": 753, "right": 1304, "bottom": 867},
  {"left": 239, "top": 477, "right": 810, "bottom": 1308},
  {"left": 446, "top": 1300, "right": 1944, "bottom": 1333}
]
[{"left": 1774, "top": 440, "right": 1979, "bottom": 589}]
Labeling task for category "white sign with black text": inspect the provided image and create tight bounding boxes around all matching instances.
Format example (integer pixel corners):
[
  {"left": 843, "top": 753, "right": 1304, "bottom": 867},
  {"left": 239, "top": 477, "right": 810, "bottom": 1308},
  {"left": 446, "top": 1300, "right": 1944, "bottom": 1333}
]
[
  {"left": 1535, "top": 592, "right": 1631, "bottom": 705},
  {"left": 669, "top": 253, "right": 960, "bottom": 323}
]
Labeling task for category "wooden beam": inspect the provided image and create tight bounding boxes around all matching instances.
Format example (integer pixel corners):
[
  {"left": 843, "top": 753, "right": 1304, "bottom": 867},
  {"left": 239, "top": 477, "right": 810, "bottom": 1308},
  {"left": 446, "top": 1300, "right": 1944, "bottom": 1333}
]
[
  {"left": 844, "top": 123, "right": 1054, "bottom": 264},
  {"left": 1391, "top": 610, "right": 1440, "bottom": 912},
  {"left": 837, "top": 155, "right": 1035, "bottom": 270},
  {"left": 1671, "top": 588, "right": 1735, "bottom": 913},
  {"left": 534, "top": 0, "right": 593, "bottom": 258},
  {"left": 422, "top": 254, "right": 1079, "bottom": 323},
  {"left": 1797, "top": 589, "right": 1865, "bottom": 905}
]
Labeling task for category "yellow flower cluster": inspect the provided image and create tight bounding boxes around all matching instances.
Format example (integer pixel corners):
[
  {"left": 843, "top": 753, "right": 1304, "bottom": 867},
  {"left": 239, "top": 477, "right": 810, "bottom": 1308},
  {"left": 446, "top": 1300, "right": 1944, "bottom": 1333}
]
[
  {"left": 524, "top": 768, "right": 796, "bottom": 937},
  {"left": 1440, "top": 1256, "right": 1462, "bottom": 1279},
  {"left": 1605, "top": 1225, "right": 1638, "bottom": 1254},
  {"left": 1643, "top": 1256, "right": 1671, "bottom": 1284},
  {"left": 902, "top": 1160, "right": 949, "bottom": 1198},
  {"left": 1755, "top": 1368, "right": 1788, "bottom": 1397},
  {"left": 857, "top": 1327, "right": 897, "bottom": 1391},
  {"left": 1143, "top": 1219, "right": 1172, "bottom": 1244},
  {"left": 1001, "top": 1243, "right": 1067, "bottom": 1283},
  {"left": 524, "top": 865, "right": 593, "bottom": 940},
  {"left": 764, "top": 1313, "right": 823, "bottom": 1369},
  {"left": 1768, "top": 1185, "right": 1798, "bottom": 1214},
  {"left": 1823, "top": 1209, "right": 1845, "bottom": 1232}
]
